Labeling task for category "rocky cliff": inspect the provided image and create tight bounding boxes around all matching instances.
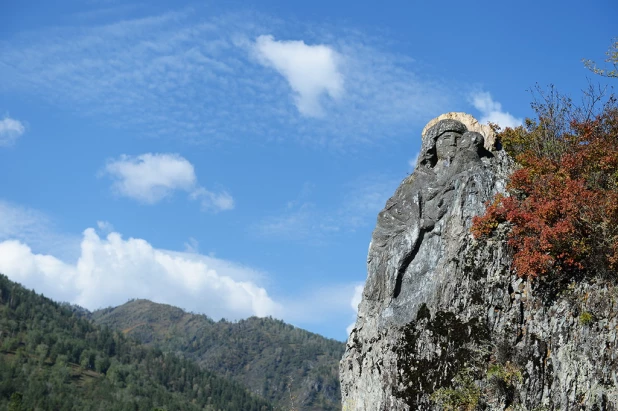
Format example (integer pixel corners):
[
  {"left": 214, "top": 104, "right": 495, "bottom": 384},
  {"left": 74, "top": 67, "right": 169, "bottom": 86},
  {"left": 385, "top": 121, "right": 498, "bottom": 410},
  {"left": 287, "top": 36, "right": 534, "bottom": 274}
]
[{"left": 340, "top": 113, "right": 618, "bottom": 410}]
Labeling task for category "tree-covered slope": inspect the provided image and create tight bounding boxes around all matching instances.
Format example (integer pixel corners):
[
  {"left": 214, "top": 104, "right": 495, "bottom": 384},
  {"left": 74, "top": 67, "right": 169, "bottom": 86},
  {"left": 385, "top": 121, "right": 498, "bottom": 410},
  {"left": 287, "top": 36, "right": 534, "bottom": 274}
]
[
  {"left": 92, "top": 299, "right": 345, "bottom": 410},
  {"left": 0, "top": 274, "right": 274, "bottom": 411}
]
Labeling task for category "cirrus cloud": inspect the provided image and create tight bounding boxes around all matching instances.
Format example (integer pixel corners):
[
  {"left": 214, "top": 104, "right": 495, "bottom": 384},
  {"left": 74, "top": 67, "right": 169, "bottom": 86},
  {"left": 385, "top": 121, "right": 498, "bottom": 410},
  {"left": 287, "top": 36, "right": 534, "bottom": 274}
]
[{"left": 0, "top": 10, "right": 455, "bottom": 148}]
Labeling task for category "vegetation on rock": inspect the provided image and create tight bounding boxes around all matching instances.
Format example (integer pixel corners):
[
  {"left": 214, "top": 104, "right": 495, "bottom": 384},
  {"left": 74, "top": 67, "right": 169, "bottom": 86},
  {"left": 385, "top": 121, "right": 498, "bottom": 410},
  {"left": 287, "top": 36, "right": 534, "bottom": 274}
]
[
  {"left": 472, "top": 83, "right": 618, "bottom": 280},
  {"left": 429, "top": 369, "right": 481, "bottom": 411}
]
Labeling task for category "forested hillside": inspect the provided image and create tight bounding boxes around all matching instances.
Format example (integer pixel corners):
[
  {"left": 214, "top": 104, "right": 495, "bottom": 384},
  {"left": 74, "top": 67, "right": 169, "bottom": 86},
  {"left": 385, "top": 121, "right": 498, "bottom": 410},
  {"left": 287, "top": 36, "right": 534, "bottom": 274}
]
[
  {"left": 92, "top": 299, "right": 344, "bottom": 410},
  {"left": 0, "top": 274, "right": 274, "bottom": 411}
]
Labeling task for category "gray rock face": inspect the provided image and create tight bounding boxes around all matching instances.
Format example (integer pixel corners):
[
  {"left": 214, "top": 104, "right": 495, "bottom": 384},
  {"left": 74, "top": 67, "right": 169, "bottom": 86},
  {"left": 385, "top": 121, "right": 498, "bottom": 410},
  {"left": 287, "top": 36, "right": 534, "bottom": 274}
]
[{"left": 340, "top": 115, "right": 618, "bottom": 410}]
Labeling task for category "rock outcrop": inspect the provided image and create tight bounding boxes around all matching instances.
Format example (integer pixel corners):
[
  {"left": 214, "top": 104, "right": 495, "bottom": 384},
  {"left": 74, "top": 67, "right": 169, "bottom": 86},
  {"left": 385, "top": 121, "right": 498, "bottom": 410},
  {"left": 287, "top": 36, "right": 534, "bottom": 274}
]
[
  {"left": 340, "top": 114, "right": 618, "bottom": 410},
  {"left": 421, "top": 112, "right": 497, "bottom": 151}
]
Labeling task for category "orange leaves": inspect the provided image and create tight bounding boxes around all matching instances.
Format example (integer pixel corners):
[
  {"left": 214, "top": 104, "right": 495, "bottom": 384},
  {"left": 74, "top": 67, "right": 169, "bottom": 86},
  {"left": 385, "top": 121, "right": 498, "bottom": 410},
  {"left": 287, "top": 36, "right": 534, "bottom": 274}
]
[
  {"left": 472, "top": 106, "right": 618, "bottom": 280},
  {"left": 471, "top": 195, "right": 507, "bottom": 239}
]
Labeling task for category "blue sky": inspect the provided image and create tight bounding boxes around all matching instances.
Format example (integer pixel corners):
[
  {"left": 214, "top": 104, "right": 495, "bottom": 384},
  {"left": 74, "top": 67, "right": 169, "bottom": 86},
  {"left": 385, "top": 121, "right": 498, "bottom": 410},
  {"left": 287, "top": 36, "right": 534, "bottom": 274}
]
[{"left": 0, "top": 0, "right": 615, "bottom": 340}]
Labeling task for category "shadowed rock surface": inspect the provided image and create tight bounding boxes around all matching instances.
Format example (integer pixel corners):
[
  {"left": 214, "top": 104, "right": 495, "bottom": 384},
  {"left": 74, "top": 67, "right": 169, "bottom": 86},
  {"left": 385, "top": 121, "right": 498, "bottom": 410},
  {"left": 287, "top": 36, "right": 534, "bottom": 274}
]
[{"left": 340, "top": 113, "right": 618, "bottom": 410}]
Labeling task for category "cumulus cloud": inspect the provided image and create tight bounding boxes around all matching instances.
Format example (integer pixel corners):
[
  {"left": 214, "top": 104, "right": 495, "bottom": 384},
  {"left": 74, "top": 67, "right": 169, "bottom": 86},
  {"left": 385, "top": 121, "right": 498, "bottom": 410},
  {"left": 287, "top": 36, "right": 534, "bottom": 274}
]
[
  {"left": 103, "top": 153, "right": 196, "bottom": 203},
  {"left": 346, "top": 283, "right": 364, "bottom": 335},
  {"left": 0, "top": 200, "right": 363, "bottom": 338},
  {"left": 254, "top": 35, "right": 344, "bottom": 117},
  {"left": 0, "top": 228, "right": 281, "bottom": 319},
  {"left": 102, "top": 153, "right": 233, "bottom": 211},
  {"left": 470, "top": 91, "right": 523, "bottom": 128},
  {"left": 0, "top": 116, "right": 25, "bottom": 146}
]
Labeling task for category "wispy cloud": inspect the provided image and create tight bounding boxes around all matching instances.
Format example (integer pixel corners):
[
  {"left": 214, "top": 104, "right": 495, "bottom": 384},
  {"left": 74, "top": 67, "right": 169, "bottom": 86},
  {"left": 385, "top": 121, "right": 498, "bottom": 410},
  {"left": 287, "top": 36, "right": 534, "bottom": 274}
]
[
  {"left": 253, "top": 174, "right": 399, "bottom": 242},
  {"left": 470, "top": 91, "right": 522, "bottom": 128},
  {"left": 183, "top": 237, "right": 200, "bottom": 253},
  {"left": 277, "top": 282, "right": 364, "bottom": 331},
  {"left": 96, "top": 220, "right": 114, "bottom": 234},
  {"left": 254, "top": 35, "right": 343, "bottom": 117},
  {"left": 0, "top": 200, "right": 79, "bottom": 259},
  {"left": 101, "top": 153, "right": 233, "bottom": 212},
  {"left": 0, "top": 116, "right": 25, "bottom": 146},
  {"left": 336, "top": 175, "right": 400, "bottom": 230},
  {"left": 0, "top": 10, "right": 455, "bottom": 148},
  {"left": 190, "top": 187, "right": 235, "bottom": 212},
  {"left": 253, "top": 202, "right": 332, "bottom": 242},
  {"left": 0, "top": 200, "right": 48, "bottom": 241}
]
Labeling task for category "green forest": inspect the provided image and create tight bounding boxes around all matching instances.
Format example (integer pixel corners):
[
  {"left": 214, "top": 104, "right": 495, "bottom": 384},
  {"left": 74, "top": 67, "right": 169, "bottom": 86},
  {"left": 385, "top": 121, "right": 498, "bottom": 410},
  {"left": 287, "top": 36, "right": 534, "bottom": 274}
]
[
  {"left": 0, "top": 274, "right": 274, "bottom": 411},
  {"left": 91, "top": 299, "right": 344, "bottom": 410}
]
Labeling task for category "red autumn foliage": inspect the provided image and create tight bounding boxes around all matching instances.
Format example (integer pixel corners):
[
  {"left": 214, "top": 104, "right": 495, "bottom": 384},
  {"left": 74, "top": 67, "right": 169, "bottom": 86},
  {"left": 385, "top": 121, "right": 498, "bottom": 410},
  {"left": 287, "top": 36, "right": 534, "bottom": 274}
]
[{"left": 472, "top": 103, "right": 618, "bottom": 279}]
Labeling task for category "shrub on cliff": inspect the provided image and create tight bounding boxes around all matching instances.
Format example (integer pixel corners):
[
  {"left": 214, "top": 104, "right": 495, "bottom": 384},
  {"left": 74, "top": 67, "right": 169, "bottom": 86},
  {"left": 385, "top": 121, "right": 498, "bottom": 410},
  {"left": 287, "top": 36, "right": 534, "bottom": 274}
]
[{"left": 472, "top": 88, "right": 618, "bottom": 280}]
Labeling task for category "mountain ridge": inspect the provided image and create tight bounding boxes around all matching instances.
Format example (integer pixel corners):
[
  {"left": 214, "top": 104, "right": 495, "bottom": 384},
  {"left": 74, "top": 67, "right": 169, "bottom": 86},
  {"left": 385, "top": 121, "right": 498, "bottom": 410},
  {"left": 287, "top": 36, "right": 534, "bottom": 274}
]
[
  {"left": 92, "top": 298, "right": 344, "bottom": 410},
  {"left": 0, "top": 274, "right": 275, "bottom": 410}
]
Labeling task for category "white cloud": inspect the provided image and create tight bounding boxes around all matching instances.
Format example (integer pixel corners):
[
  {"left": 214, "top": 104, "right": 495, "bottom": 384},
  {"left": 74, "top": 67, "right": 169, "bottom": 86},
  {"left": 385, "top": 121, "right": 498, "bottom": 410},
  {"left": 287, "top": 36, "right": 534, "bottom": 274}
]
[
  {"left": 346, "top": 283, "right": 364, "bottom": 336},
  {"left": 0, "top": 220, "right": 361, "bottom": 334},
  {"left": 350, "top": 283, "right": 364, "bottom": 311},
  {"left": 102, "top": 153, "right": 233, "bottom": 212},
  {"left": 408, "top": 151, "right": 420, "bottom": 171},
  {"left": 0, "top": 11, "right": 455, "bottom": 147},
  {"left": 0, "top": 116, "right": 25, "bottom": 146},
  {"left": 190, "top": 187, "right": 235, "bottom": 212},
  {"left": 103, "top": 153, "right": 196, "bottom": 203},
  {"left": 470, "top": 91, "right": 522, "bottom": 128},
  {"left": 254, "top": 35, "right": 344, "bottom": 117},
  {"left": 0, "top": 199, "right": 364, "bottom": 338},
  {"left": 0, "top": 229, "right": 282, "bottom": 319}
]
